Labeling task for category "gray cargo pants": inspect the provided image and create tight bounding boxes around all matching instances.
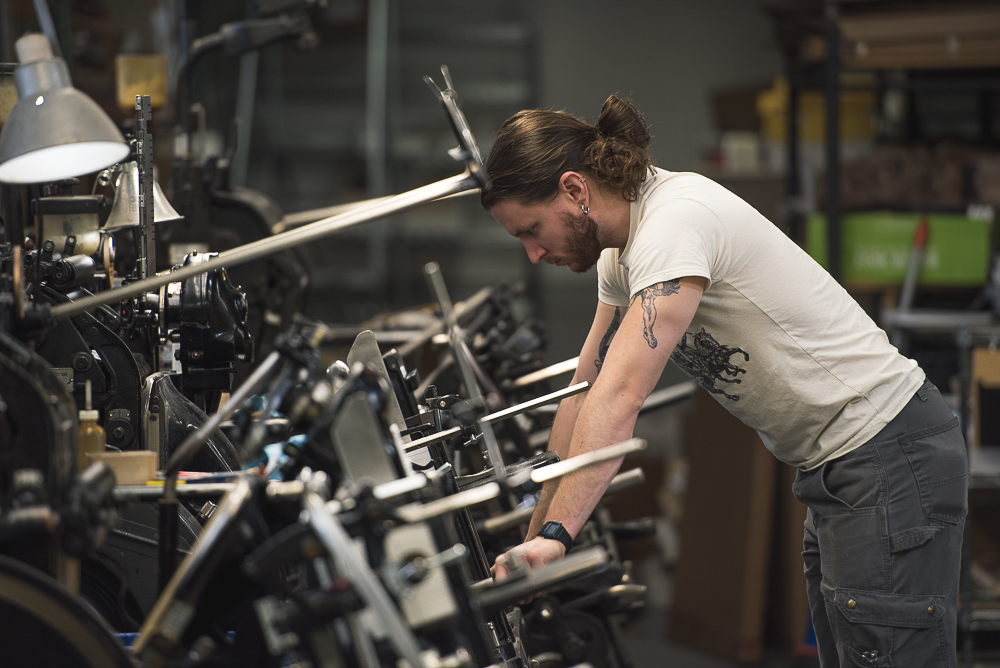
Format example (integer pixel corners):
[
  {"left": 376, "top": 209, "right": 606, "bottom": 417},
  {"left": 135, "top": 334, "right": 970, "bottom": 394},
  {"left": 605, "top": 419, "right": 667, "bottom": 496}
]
[{"left": 793, "top": 380, "right": 968, "bottom": 667}]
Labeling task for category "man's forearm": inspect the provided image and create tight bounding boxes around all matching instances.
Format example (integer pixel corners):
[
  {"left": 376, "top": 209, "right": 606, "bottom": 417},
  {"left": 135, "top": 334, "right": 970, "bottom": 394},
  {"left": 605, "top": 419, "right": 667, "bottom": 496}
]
[
  {"left": 540, "top": 383, "right": 642, "bottom": 537},
  {"left": 525, "top": 390, "right": 585, "bottom": 538}
]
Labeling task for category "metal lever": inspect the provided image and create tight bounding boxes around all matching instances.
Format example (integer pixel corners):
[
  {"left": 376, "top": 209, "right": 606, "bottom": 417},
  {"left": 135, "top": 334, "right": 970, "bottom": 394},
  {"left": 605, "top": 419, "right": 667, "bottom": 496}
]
[
  {"left": 480, "top": 382, "right": 589, "bottom": 425},
  {"left": 395, "top": 482, "right": 501, "bottom": 523},
  {"left": 423, "top": 65, "right": 488, "bottom": 189},
  {"left": 397, "top": 543, "right": 468, "bottom": 585},
  {"left": 512, "top": 437, "right": 647, "bottom": 486},
  {"left": 403, "top": 383, "right": 590, "bottom": 454},
  {"left": 469, "top": 545, "right": 610, "bottom": 612},
  {"left": 512, "top": 357, "right": 580, "bottom": 388},
  {"left": 423, "top": 262, "right": 507, "bottom": 484}
]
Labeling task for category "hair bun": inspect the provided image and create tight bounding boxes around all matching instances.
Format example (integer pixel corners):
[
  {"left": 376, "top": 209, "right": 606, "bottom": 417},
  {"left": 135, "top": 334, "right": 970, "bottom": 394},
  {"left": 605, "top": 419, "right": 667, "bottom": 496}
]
[
  {"left": 595, "top": 95, "right": 651, "bottom": 149},
  {"left": 585, "top": 94, "right": 653, "bottom": 199}
]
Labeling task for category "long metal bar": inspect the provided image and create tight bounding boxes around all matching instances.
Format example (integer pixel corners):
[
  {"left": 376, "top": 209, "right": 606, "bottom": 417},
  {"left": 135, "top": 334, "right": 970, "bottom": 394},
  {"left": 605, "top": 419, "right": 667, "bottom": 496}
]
[
  {"left": 424, "top": 261, "right": 506, "bottom": 482},
  {"left": 638, "top": 381, "right": 697, "bottom": 414},
  {"left": 404, "top": 425, "right": 462, "bottom": 453},
  {"left": 114, "top": 482, "right": 236, "bottom": 500},
  {"left": 51, "top": 171, "right": 479, "bottom": 320},
  {"left": 525, "top": 438, "right": 646, "bottom": 485},
  {"left": 165, "top": 350, "right": 282, "bottom": 477},
  {"left": 397, "top": 285, "right": 492, "bottom": 358},
  {"left": 513, "top": 357, "right": 579, "bottom": 388},
  {"left": 479, "top": 468, "right": 645, "bottom": 535},
  {"left": 276, "top": 189, "right": 480, "bottom": 233},
  {"left": 469, "top": 545, "right": 609, "bottom": 611},
  {"left": 137, "top": 95, "right": 156, "bottom": 279},
  {"left": 31, "top": 0, "right": 62, "bottom": 58},
  {"left": 480, "top": 382, "right": 589, "bottom": 425},
  {"left": 395, "top": 481, "right": 500, "bottom": 523},
  {"left": 824, "top": 2, "right": 842, "bottom": 282}
]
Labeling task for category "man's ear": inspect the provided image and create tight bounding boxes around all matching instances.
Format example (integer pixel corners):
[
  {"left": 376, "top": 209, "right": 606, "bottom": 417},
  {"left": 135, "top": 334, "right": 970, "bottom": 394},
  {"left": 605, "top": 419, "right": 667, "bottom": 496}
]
[{"left": 558, "top": 171, "right": 588, "bottom": 206}]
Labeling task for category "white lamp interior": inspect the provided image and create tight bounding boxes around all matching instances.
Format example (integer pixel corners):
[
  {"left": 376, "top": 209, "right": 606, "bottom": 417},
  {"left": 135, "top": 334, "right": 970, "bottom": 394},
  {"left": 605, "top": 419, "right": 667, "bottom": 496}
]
[{"left": 0, "top": 141, "right": 130, "bottom": 184}]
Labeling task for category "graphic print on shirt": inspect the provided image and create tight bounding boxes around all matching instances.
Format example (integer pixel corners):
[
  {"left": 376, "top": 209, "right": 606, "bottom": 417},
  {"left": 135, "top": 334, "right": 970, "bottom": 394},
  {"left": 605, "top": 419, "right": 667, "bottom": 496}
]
[{"left": 671, "top": 328, "right": 749, "bottom": 401}]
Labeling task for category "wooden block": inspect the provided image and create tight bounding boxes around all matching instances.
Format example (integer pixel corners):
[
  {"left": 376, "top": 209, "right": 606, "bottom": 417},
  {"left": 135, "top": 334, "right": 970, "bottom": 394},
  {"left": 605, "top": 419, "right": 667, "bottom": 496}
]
[
  {"left": 839, "top": 7, "right": 1000, "bottom": 43},
  {"left": 766, "top": 463, "right": 811, "bottom": 654},
  {"left": 87, "top": 451, "right": 157, "bottom": 485},
  {"left": 972, "top": 348, "right": 1000, "bottom": 447},
  {"left": 670, "top": 389, "right": 777, "bottom": 662},
  {"left": 114, "top": 55, "right": 168, "bottom": 111}
]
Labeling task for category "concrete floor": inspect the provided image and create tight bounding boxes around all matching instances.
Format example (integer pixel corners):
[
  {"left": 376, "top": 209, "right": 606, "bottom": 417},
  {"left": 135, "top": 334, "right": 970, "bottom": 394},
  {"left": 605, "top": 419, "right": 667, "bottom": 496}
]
[{"left": 620, "top": 607, "right": 793, "bottom": 668}]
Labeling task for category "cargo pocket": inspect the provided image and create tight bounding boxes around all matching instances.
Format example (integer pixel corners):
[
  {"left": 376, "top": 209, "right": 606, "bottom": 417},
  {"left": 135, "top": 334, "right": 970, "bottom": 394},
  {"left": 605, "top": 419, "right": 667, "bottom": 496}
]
[
  {"left": 898, "top": 418, "right": 968, "bottom": 525},
  {"left": 822, "top": 583, "right": 946, "bottom": 668}
]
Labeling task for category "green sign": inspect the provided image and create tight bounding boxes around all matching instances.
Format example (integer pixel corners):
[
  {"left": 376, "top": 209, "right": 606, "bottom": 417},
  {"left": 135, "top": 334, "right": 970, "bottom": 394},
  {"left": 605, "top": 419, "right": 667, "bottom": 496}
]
[{"left": 807, "top": 212, "right": 991, "bottom": 286}]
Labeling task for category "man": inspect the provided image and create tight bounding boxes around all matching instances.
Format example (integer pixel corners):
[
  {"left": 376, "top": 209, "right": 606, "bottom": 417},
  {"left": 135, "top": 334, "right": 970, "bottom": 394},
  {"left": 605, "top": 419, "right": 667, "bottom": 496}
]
[{"left": 481, "top": 95, "right": 968, "bottom": 667}]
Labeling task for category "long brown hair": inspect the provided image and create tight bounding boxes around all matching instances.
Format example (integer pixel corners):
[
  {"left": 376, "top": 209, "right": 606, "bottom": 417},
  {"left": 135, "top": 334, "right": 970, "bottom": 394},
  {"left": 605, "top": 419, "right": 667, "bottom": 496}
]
[{"left": 480, "top": 94, "right": 653, "bottom": 209}]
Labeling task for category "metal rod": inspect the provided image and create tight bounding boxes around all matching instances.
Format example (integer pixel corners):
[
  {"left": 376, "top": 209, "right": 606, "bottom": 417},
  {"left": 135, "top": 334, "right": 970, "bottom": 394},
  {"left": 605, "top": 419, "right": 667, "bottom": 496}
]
[
  {"left": 423, "top": 261, "right": 507, "bottom": 482},
  {"left": 277, "top": 189, "right": 480, "bottom": 233},
  {"left": 137, "top": 95, "right": 156, "bottom": 279},
  {"left": 512, "top": 357, "right": 579, "bottom": 388},
  {"left": 787, "top": 61, "right": 802, "bottom": 244},
  {"left": 31, "top": 0, "right": 62, "bottom": 59},
  {"left": 395, "top": 481, "right": 500, "bottom": 523},
  {"left": 397, "top": 285, "right": 492, "bottom": 358},
  {"left": 469, "top": 545, "right": 609, "bottom": 611},
  {"left": 638, "top": 381, "right": 697, "bottom": 414},
  {"left": 404, "top": 425, "right": 462, "bottom": 453},
  {"left": 51, "top": 171, "right": 478, "bottom": 320},
  {"left": 478, "top": 468, "right": 645, "bottom": 535},
  {"left": 156, "top": 350, "right": 282, "bottom": 591},
  {"left": 525, "top": 438, "right": 646, "bottom": 485},
  {"left": 480, "top": 382, "right": 589, "bottom": 424},
  {"left": 165, "top": 350, "right": 283, "bottom": 478},
  {"left": 824, "top": 2, "right": 842, "bottom": 282},
  {"left": 113, "top": 482, "right": 236, "bottom": 501}
]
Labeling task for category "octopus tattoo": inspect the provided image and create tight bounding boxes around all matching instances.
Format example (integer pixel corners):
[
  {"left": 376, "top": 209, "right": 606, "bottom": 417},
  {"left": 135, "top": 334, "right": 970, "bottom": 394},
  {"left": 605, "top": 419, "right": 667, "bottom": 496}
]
[
  {"left": 595, "top": 306, "right": 623, "bottom": 372},
  {"left": 629, "top": 280, "right": 682, "bottom": 349}
]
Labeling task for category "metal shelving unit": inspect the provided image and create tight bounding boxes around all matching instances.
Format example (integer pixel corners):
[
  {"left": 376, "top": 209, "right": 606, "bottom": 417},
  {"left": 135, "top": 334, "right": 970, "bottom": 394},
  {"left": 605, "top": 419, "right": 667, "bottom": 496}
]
[{"left": 769, "top": 2, "right": 1000, "bottom": 664}]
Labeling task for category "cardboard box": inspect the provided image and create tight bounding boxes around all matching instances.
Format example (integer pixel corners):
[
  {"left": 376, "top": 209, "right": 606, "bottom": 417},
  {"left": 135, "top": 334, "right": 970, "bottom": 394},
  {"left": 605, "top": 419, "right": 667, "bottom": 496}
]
[
  {"left": 670, "top": 389, "right": 776, "bottom": 662},
  {"left": 87, "top": 451, "right": 157, "bottom": 485},
  {"left": 972, "top": 348, "right": 1000, "bottom": 448}
]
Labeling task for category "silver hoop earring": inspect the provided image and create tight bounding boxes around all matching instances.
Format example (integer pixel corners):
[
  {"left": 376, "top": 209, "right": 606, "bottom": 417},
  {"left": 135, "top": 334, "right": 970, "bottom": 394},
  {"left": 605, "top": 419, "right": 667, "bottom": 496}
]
[{"left": 581, "top": 204, "right": 590, "bottom": 215}]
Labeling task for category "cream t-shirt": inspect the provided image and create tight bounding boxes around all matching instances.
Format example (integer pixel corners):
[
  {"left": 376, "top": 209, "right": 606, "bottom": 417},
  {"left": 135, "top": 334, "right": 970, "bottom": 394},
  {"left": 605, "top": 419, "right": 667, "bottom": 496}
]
[{"left": 597, "top": 168, "right": 924, "bottom": 469}]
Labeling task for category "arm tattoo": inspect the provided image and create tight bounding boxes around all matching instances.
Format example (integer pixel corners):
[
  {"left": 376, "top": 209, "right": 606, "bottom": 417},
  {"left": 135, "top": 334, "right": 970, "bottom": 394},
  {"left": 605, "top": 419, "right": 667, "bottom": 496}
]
[
  {"left": 594, "top": 307, "right": 623, "bottom": 372},
  {"left": 629, "top": 280, "right": 682, "bottom": 349}
]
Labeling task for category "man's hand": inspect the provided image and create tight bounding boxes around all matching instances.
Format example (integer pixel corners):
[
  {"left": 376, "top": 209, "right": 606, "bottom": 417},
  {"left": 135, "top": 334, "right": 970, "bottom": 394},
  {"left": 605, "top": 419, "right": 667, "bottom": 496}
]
[{"left": 492, "top": 536, "right": 567, "bottom": 581}]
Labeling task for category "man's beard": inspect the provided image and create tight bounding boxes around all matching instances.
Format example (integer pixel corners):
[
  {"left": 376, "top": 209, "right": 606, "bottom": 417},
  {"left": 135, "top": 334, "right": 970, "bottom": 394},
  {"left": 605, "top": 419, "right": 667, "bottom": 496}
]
[{"left": 559, "top": 208, "right": 603, "bottom": 273}]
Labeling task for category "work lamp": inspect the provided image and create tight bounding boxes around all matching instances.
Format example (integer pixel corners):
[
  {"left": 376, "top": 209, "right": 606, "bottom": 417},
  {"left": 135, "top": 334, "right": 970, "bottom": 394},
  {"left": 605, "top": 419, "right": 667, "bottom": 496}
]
[{"left": 0, "top": 33, "right": 129, "bottom": 184}]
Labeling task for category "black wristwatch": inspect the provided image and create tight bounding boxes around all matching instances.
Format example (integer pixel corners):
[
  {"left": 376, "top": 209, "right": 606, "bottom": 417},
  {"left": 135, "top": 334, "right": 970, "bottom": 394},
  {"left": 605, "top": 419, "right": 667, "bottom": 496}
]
[{"left": 539, "top": 521, "right": 573, "bottom": 553}]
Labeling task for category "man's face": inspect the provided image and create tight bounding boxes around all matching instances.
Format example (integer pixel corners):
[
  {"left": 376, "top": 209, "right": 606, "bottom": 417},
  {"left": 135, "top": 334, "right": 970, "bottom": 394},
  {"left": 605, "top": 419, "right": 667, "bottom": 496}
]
[{"left": 491, "top": 198, "right": 603, "bottom": 273}]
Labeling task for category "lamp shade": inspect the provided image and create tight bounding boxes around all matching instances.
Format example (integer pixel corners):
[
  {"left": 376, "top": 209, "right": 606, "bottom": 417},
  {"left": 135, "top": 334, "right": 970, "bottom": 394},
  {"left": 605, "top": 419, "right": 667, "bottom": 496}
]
[
  {"left": 0, "top": 34, "right": 129, "bottom": 184},
  {"left": 104, "top": 160, "right": 183, "bottom": 231}
]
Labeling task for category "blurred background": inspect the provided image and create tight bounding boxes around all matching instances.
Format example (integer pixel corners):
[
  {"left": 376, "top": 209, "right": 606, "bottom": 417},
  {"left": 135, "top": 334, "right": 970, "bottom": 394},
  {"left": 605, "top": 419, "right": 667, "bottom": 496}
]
[{"left": 4, "top": 0, "right": 1000, "bottom": 666}]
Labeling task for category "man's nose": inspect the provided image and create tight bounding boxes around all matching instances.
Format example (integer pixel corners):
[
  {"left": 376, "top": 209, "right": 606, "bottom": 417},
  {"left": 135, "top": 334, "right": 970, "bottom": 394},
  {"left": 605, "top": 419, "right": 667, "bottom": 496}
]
[{"left": 523, "top": 239, "right": 546, "bottom": 264}]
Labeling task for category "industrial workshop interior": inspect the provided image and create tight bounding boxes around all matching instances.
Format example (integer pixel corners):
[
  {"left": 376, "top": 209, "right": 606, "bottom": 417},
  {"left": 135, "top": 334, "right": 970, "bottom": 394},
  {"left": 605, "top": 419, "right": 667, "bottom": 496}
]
[{"left": 5, "top": 0, "right": 1000, "bottom": 666}]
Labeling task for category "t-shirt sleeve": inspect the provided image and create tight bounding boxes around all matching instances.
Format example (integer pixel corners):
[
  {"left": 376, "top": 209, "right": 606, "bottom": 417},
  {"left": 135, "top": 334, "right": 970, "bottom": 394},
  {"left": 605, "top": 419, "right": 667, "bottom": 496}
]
[
  {"left": 597, "top": 249, "right": 630, "bottom": 307},
  {"left": 626, "top": 197, "right": 727, "bottom": 298}
]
